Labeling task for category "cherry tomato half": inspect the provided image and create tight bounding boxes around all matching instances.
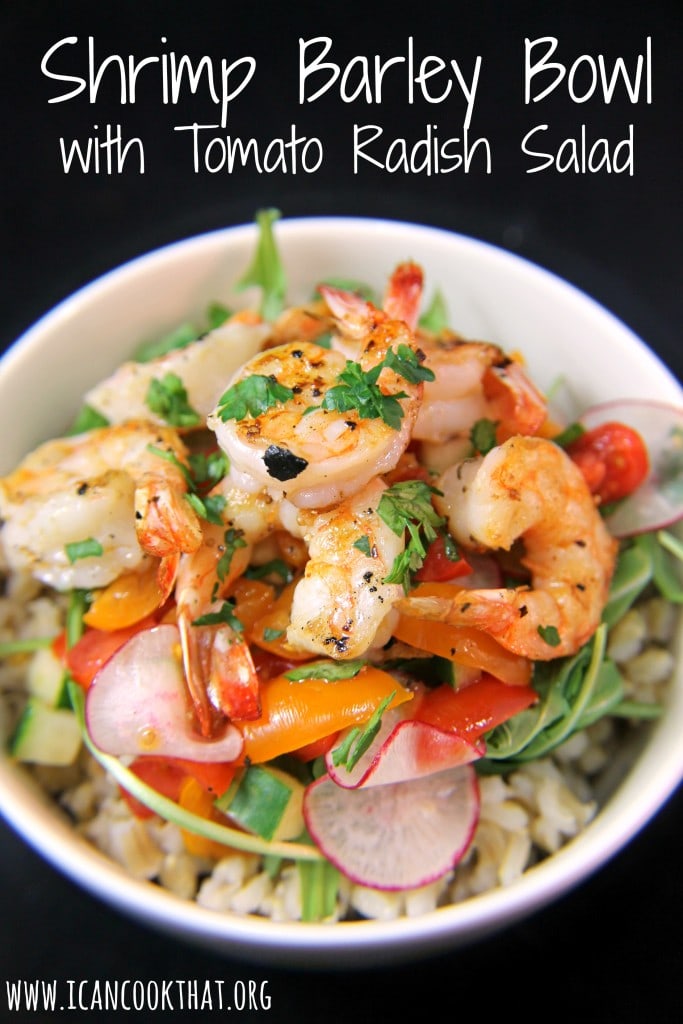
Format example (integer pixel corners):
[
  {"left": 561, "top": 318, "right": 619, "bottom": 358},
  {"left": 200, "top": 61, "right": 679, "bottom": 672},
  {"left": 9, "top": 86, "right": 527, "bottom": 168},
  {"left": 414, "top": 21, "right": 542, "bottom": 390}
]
[{"left": 567, "top": 422, "right": 649, "bottom": 504}]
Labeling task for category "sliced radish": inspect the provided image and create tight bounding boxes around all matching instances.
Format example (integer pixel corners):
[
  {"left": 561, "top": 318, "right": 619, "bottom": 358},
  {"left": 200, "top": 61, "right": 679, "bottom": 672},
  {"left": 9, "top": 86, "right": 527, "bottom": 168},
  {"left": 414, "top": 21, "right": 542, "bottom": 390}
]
[
  {"left": 325, "top": 706, "right": 483, "bottom": 789},
  {"left": 85, "top": 624, "right": 243, "bottom": 762},
  {"left": 304, "top": 765, "right": 479, "bottom": 891},
  {"left": 579, "top": 399, "right": 683, "bottom": 536}
]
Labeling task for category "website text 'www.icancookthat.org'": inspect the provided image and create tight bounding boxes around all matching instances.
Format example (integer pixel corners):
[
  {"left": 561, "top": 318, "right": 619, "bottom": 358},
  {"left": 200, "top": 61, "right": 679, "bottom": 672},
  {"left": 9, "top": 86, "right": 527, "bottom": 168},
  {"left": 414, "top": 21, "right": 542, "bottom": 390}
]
[{"left": 5, "top": 977, "right": 273, "bottom": 1014}]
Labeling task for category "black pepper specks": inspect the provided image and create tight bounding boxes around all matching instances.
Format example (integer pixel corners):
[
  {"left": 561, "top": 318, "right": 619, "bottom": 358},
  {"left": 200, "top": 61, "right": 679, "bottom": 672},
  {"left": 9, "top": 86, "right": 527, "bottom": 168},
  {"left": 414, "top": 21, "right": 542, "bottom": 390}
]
[{"left": 263, "top": 445, "right": 309, "bottom": 481}]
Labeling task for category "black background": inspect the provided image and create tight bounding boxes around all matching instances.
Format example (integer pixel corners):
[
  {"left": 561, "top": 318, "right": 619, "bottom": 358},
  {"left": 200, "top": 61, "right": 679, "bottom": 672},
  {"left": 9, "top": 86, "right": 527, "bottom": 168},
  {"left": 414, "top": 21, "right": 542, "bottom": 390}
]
[{"left": 1, "top": 2, "right": 681, "bottom": 1022}]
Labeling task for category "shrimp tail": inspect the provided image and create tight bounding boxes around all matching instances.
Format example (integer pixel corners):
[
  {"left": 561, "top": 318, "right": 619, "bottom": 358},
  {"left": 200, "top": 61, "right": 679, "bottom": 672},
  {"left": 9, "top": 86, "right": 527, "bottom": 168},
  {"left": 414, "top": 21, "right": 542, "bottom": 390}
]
[
  {"left": 383, "top": 261, "right": 424, "bottom": 331},
  {"left": 135, "top": 479, "right": 203, "bottom": 558}
]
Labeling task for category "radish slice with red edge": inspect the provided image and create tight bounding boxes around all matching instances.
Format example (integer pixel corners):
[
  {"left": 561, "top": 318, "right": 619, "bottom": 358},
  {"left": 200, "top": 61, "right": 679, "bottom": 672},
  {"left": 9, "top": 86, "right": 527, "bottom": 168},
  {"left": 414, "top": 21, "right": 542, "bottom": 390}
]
[
  {"left": 85, "top": 624, "right": 243, "bottom": 762},
  {"left": 578, "top": 400, "right": 683, "bottom": 537},
  {"left": 304, "top": 765, "right": 479, "bottom": 891},
  {"left": 325, "top": 706, "right": 483, "bottom": 790}
]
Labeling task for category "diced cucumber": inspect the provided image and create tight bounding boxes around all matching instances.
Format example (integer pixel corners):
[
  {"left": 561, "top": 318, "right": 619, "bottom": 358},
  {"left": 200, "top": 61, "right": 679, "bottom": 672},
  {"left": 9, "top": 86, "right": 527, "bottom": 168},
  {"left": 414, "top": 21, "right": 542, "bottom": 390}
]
[
  {"left": 217, "top": 765, "right": 305, "bottom": 841},
  {"left": 10, "top": 698, "right": 81, "bottom": 765},
  {"left": 27, "top": 646, "right": 68, "bottom": 706}
]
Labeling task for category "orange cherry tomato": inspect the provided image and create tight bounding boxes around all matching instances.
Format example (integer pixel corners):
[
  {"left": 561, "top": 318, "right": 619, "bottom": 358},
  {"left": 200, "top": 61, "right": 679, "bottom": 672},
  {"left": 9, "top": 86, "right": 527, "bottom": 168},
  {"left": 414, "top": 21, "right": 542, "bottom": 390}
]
[
  {"left": 247, "top": 580, "right": 310, "bottom": 661},
  {"left": 227, "top": 576, "right": 276, "bottom": 629},
  {"left": 238, "top": 665, "right": 412, "bottom": 764},
  {"left": 567, "top": 422, "right": 649, "bottom": 504},
  {"left": 119, "top": 756, "right": 188, "bottom": 819}
]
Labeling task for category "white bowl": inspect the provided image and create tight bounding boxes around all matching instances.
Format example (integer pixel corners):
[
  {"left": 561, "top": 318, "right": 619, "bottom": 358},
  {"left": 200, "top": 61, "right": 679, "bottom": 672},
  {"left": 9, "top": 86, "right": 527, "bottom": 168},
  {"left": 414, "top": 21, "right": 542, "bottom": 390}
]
[{"left": 0, "top": 217, "right": 681, "bottom": 968}]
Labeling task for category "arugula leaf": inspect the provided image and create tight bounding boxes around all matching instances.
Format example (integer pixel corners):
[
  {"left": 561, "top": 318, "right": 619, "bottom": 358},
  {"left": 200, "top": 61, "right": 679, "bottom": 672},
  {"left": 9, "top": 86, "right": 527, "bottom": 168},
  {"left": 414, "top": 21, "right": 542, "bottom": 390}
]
[
  {"left": 331, "top": 691, "right": 395, "bottom": 772},
  {"left": 418, "top": 288, "right": 449, "bottom": 333},
  {"left": 284, "top": 660, "right": 366, "bottom": 682},
  {"left": 470, "top": 418, "right": 498, "bottom": 455},
  {"left": 65, "top": 538, "right": 103, "bottom": 564},
  {"left": 215, "top": 374, "right": 295, "bottom": 422},
  {"left": 192, "top": 600, "right": 244, "bottom": 632},
  {"left": 146, "top": 373, "right": 201, "bottom": 428},
  {"left": 378, "top": 480, "right": 445, "bottom": 590},
  {"left": 65, "top": 404, "right": 110, "bottom": 435},
  {"left": 236, "top": 208, "right": 286, "bottom": 322},
  {"left": 602, "top": 541, "right": 653, "bottom": 628}
]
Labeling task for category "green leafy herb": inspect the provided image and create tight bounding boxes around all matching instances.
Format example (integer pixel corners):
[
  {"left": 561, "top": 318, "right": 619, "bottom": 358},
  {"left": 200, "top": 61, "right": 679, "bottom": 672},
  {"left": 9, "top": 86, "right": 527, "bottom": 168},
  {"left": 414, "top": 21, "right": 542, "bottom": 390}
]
[
  {"left": 331, "top": 691, "right": 395, "bottom": 772},
  {"left": 378, "top": 480, "right": 445, "bottom": 590},
  {"left": 145, "top": 372, "right": 201, "bottom": 428},
  {"left": 353, "top": 535, "right": 373, "bottom": 556},
  {"left": 298, "top": 845, "right": 340, "bottom": 922},
  {"left": 284, "top": 659, "right": 366, "bottom": 682},
  {"left": 216, "top": 374, "right": 295, "bottom": 422},
  {"left": 65, "top": 538, "right": 103, "bottom": 564},
  {"left": 185, "top": 491, "right": 227, "bottom": 526},
  {"left": 382, "top": 654, "right": 454, "bottom": 687},
  {"left": 315, "top": 277, "right": 378, "bottom": 304},
  {"left": 418, "top": 288, "right": 449, "bottom": 333},
  {"left": 216, "top": 528, "right": 248, "bottom": 584},
  {"left": 537, "top": 624, "right": 562, "bottom": 647},
  {"left": 236, "top": 208, "right": 286, "bottom": 322},
  {"left": 188, "top": 450, "right": 229, "bottom": 488},
  {"left": 382, "top": 344, "right": 435, "bottom": 385},
  {"left": 146, "top": 444, "right": 193, "bottom": 487},
  {"left": 134, "top": 322, "right": 198, "bottom": 363},
  {"left": 206, "top": 302, "right": 232, "bottom": 329},
  {"left": 601, "top": 541, "right": 653, "bottom": 628},
  {"left": 552, "top": 422, "right": 585, "bottom": 448},
  {"left": 470, "top": 418, "right": 499, "bottom": 455},
  {"left": 66, "top": 589, "right": 91, "bottom": 649},
  {"left": 0, "top": 636, "right": 54, "bottom": 658},
  {"left": 321, "top": 359, "right": 407, "bottom": 431},
  {"left": 192, "top": 600, "right": 244, "bottom": 632},
  {"left": 634, "top": 531, "right": 683, "bottom": 604},
  {"left": 244, "top": 558, "right": 294, "bottom": 584},
  {"left": 263, "top": 627, "right": 285, "bottom": 642},
  {"left": 65, "top": 405, "right": 110, "bottom": 435}
]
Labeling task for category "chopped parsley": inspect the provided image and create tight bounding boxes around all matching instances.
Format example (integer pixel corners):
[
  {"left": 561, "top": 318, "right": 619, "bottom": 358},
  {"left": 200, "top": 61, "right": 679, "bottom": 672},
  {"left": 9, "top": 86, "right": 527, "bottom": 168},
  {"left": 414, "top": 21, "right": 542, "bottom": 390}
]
[
  {"left": 244, "top": 558, "right": 294, "bottom": 584},
  {"left": 353, "top": 535, "right": 373, "bottom": 556},
  {"left": 538, "top": 624, "right": 562, "bottom": 647},
  {"left": 215, "top": 374, "right": 295, "bottom": 422},
  {"left": 65, "top": 538, "right": 104, "bottom": 564},
  {"left": 65, "top": 404, "right": 110, "bottom": 436},
  {"left": 383, "top": 344, "right": 435, "bottom": 385},
  {"left": 216, "top": 528, "right": 248, "bottom": 585},
  {"left": 188, "top": 450, "right": 229, "bottom": 487},
  {"left": 552, "top": 422, "right": 586, "bottom": 448},
  {"left": 185, "top": 491, "right": 227, "bottom": 526},
  {"left": 263, "top": 627, "right": 285, "bottom": 642},
  {"left": 378, "top": 480, "right": 445, "bottom": 591},
  {"left": 320, "top": 359, "right": 407, "bottom": 430},
  {"left": 145, "top": 373, "right": 201, "bottom": 428}
]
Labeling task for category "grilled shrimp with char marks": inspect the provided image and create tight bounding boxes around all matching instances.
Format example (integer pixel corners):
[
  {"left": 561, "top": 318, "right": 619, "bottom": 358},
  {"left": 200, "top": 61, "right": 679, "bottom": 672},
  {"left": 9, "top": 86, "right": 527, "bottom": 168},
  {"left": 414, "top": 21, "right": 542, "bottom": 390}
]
[
  {"left": 399, "top": 436, "right": 617, "bottom": 659},
  {"left": 0, "top": 421, "right": 202, "bottom": 591},
  {"left": 208, "top": 265, "right": 427, "bottom": 509}
]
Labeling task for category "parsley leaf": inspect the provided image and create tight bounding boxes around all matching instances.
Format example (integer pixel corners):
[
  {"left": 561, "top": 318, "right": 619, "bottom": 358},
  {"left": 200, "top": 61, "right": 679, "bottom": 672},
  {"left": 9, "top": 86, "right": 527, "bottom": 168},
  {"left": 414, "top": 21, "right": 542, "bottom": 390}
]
[
  {"left": 193, "top": 600, "right": 244, "bottom": 632},
  {"left": 146, "top": 444, "right": 193, "bottom": 487},
  {"left": 65, "top": 538, "right": 104, "bottom": 564},
  {"left": 216, "top": 375, "right": 295, "bottom": 422},
  {"left": 236, "top": 208, "right": 286, "bottom": 322},
  {"left": 378, "top": 480, "right": 445, "bottom": 590},
  {"left": 66, "top": 404, "right": 109, "bottom": 435},
  {"left": 185, "top": 492, "right": 227, "bottom": 526},
  {"left": 188, "top": 450, "right": 229, "bottom": 487},
  {"left": 321, "top": 360, "right": 407, "bottom": 431},
  {"left": 146, "top": 373, "right": 201, "bottom": 428},
  {"left": 538, "top": 624, "right": 562, "bottom": 647},
  {"left": 552, "top": 422, "right": 586, "bottom": 448},
  {"left": 383, "top": 344, "right": 435, "bottom": 384},
  {"left": 216, "top": 528, "right": 248, "bottom": 584},
  {"left": 244, "top": 558, "right": 294, "bottom": 584},
  {"left": 353, "top": 535, "right": 373, "bottom": 556},
  {"left": 470, "top": 418, "right": 499, "bottom": 455},
  {"left": 263, "top": 627, "right": 285, "bottom": 642},
  {"left": 134, "top": 322, "right": 198, "bottom": 363}
]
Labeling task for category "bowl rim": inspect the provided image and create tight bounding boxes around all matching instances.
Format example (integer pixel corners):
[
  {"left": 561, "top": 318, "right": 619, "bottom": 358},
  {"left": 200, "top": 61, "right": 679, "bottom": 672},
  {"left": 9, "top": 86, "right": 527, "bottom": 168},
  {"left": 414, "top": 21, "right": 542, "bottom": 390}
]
[{"left": 1, "top": 214, "right": 682, "bottom": 965}]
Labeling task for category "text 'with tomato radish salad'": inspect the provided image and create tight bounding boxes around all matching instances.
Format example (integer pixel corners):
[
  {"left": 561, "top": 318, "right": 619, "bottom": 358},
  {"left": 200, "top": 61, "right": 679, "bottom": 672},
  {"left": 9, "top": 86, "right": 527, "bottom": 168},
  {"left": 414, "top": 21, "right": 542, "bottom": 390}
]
[{"left": 2, "top": 210, "right": 682, "bottom": 922}]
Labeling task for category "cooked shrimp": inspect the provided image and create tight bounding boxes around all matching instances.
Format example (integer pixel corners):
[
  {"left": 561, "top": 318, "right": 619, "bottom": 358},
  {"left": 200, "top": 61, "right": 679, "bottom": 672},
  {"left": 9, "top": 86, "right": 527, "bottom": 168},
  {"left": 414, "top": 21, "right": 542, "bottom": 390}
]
[
  {"left": 84, "top": 319, "right": 270, "bottom": 427},
  {"left": 399, "top": 436, "right": 617, "bottom": 659},
  {"left": 287, "top": 477, "right": 405, "bottom": 659},
  {"left": 175, "top": 473, "right": 293, "bottom": 733},
  {"left": 412, "top": 333, "right": 547, "bottom": 444},
  {"left": 0, "top": 421, "right": 202, "bottom": 591},
  {"left": 208, "top": 272, "right": 426, "bottom": 509}
]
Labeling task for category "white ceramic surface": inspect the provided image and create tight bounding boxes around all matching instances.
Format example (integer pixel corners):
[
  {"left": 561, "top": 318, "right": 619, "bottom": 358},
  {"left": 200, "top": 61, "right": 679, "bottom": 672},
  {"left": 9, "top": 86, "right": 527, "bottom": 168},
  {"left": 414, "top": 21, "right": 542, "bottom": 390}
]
[{"left": 0, "top": 217, "right": 681, "bottom": 968}]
